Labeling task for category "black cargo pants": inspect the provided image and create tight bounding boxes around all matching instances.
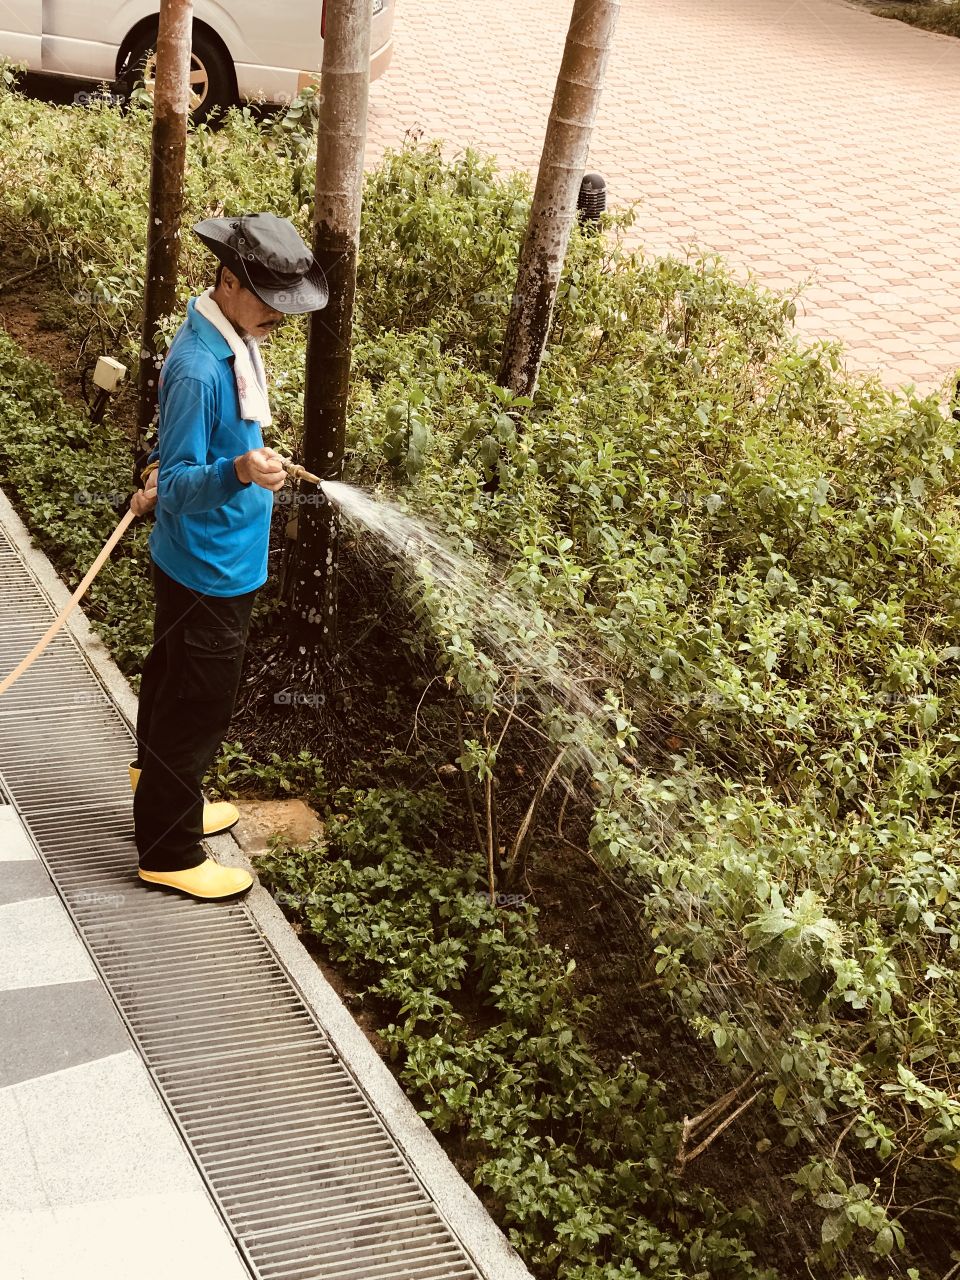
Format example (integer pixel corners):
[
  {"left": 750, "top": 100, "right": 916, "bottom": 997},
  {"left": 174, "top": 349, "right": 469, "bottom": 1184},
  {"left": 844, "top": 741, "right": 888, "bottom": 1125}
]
[{"left": 134, "top": 558, "right": 257, "bottom": 872}]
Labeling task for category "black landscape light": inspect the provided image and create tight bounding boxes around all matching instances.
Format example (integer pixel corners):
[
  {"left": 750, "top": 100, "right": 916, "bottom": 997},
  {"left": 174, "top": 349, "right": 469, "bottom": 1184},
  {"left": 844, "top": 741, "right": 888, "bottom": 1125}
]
[{"left": 577, "top": 172, "right": 607, "bottom": 227}]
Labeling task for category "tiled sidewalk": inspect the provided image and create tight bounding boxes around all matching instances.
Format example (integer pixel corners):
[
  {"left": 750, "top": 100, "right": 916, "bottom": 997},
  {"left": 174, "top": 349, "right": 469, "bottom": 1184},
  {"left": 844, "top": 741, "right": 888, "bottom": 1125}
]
[
  {"left": 365, "top": 0, "right": 960, "bottom": 394},
  {"left": 0, "top": 807, "right": 249, "bottom": 1280}
]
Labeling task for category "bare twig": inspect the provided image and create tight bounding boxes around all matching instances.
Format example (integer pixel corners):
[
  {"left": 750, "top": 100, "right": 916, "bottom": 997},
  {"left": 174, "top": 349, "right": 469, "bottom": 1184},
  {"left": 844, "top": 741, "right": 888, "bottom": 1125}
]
[
  {"left": 898, "top": 1206, "right": 960, "bottom": 1224},
  {"left": 485, "top": 769, "right": 497, "bottom": 905},
  {"left": 681, "top": 1073, "right": 759, "bottom": 1142},
  {"left": 677, "top": 1089, "right": 762, "bottom": 1169},
  {"left": 455, "top": 715, "right": 485, "bottom": 858},
  {"left": 557, "top": 831, "right": 650, "bottom": 909},
  {"left": 831, "top": 1112, "right": 860, "bottom": 1161},
  {"left": 404, "top": 675, "right": 440, "bottom": 754},
  {"left": 556, "top": 785, "right": 571, "bottom": 838},
  {"left": 507, "top": 745, "right": 569, "bottom": 870},
  {"left": 494, "top": 676, "right": 521, "bottom": 754},
  {"left": 0, "top": 257, "right": 53, "bottom": 293},
  {"left": 476, "top": 682, "right": 522, "bottom": 905}
]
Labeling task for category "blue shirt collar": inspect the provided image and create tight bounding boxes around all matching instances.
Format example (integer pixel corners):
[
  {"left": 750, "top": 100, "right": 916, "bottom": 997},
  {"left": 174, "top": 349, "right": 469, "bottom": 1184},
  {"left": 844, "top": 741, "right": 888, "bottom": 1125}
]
[{"left": 186, "top": 294, "right": 234, "bottom": 361}]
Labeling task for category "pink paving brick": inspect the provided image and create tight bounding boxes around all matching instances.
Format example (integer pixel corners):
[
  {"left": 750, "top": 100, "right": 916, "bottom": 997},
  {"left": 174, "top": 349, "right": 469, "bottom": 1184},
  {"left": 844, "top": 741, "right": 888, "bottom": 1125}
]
[{"left": 365, "top": 0, "right": 960, "bottom": 395}]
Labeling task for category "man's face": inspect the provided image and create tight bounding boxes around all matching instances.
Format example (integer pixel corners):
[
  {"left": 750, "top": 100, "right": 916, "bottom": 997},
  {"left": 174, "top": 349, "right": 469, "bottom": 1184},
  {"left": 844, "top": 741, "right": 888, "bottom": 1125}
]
[{"left": 214, "top": 267, "right": 286, "bottom": 340}]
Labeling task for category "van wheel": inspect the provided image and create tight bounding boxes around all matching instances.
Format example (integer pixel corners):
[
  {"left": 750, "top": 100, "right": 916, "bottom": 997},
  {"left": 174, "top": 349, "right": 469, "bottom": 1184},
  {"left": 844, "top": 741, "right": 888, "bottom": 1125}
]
[{"left": 119, "top": 27, "right": 235, "bottom": 125}]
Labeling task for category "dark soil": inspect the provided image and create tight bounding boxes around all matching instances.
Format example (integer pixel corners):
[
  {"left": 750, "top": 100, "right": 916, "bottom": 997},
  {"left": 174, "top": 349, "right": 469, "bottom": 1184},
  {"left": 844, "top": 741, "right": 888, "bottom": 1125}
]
[
  {"left": 0, "top": 246, "right": 143, "bottom": 433},
  {"left": 0, "top": 260, "right": 83, "bottom": 400}
]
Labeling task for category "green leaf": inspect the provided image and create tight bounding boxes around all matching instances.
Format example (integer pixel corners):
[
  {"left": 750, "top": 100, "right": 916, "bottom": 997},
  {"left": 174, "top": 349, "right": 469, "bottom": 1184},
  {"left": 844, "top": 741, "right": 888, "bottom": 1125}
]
[
  {"left": 479, "top": 435, "right": 500, "bottom": 473},
  {"left": 873, "top": 1226, "right": 894, "bottom": 1257},
  {"left": 821, "top": 1212, "right": 847, "bottom": 1245}
]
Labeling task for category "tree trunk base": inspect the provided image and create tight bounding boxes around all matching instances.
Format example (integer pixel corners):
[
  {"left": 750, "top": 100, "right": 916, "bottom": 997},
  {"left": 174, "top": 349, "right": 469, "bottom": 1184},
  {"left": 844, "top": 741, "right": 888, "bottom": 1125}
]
[{"left": 231, "top": 631, "right": 356, "bottom": 765}]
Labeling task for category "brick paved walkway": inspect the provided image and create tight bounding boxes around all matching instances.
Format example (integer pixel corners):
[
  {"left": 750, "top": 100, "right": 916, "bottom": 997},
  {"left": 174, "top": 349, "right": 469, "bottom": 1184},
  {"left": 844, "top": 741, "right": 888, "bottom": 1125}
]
[{"left": 365, "top": 0, "right": 960, "bottom": 396}]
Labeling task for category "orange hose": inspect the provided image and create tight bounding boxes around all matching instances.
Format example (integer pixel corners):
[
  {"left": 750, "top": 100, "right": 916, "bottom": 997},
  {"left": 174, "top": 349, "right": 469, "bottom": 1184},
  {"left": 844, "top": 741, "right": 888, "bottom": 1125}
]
[{"left": 0, "top": 507, "right": 137, "bottom": 698}]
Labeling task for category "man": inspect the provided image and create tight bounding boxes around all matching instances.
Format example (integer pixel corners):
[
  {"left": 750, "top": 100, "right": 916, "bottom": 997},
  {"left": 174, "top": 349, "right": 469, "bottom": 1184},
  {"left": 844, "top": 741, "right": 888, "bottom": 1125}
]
[{"left": 128, "top": 211, "right": 328, "bottom": 901}]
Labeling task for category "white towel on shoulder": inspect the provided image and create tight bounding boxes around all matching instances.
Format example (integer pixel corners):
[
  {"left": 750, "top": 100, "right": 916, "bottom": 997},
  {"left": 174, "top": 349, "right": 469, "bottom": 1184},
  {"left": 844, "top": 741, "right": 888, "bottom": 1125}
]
[{"left": 194, "top": 287, "right": 273, "bottom": 427}]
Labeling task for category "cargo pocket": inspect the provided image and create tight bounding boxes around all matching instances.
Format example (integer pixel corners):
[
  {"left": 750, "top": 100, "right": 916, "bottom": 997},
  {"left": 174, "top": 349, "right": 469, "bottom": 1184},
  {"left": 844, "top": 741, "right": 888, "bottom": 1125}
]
[{"left": 178, "top": 624, "right": 246, "bottom": 701}]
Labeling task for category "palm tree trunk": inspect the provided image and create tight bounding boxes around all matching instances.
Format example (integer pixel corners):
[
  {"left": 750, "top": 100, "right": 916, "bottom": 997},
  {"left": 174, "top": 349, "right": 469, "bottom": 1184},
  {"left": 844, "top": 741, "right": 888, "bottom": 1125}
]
[
  {"left": 137, "top": 0, "right": 194, "bottom": 455},
  {"left": 499, "top": 0, "right": 619, "bottom": 401},
  {"left": 283, "top": 0, "right": 372, "bottom": 664}
]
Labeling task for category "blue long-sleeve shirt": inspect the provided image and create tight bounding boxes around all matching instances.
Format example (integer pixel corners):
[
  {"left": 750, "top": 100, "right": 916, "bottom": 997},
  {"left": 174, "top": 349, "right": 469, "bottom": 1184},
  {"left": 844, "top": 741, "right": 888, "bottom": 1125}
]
[{"left": 146, "top": 296, "right": 274, "bottom": 597}]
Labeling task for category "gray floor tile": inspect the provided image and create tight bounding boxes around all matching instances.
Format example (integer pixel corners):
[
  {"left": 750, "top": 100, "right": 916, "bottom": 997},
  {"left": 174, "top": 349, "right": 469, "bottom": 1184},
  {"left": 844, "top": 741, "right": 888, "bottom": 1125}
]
[
  {"left": 0, "top": 808, "right": 38, "bottom": 861},
  {"left": 0, "top": 860, "right": 55, "bottom": 906},
  {"left": 0, "top": 1050, "right": 206, "bottom": 1211},
  {"left": 0, "top": 1191, "right": 251, "bottom": 1279},
  {"left": 0, "top": 898, "right": 96, "bottom": 990},
  {"left": 0, "top": 980, "right": 131, "bottom": 1088}
]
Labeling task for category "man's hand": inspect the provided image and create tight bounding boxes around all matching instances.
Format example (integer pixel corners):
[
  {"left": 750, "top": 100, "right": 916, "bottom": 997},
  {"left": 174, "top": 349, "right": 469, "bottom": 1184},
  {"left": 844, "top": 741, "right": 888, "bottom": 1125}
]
[
  {"left": 129, "top": 466, "right": 159, "bottom": 518},
  {"left": 235, "top": 447, "right": 286, "bottom": 492}
]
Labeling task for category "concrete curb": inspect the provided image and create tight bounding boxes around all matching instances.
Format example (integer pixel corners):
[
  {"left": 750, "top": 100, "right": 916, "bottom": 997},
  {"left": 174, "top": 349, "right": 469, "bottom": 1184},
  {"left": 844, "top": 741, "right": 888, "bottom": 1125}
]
[{"left": 0, "top": 484, "right": 534, "bottom": 1280}]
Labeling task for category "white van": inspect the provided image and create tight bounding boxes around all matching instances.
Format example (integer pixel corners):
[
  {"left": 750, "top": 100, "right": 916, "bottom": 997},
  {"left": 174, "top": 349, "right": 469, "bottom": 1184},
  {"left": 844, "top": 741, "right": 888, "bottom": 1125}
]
[{"left": 1, "top": 1, "right": 394, "bottom": 122}]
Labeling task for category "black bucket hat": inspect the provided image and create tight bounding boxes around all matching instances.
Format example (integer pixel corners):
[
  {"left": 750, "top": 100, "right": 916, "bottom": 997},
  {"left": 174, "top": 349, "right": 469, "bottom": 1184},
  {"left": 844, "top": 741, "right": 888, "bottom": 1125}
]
[{"left": 193, "top": 212, "right": 328, "bottom": 314}]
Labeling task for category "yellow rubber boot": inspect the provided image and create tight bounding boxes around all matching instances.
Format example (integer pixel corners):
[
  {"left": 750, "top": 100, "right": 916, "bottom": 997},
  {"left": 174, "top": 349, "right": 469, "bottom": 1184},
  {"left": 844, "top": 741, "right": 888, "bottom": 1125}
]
[
  {"left": 128, "top": 761, "right": 240, "bottom": 836},
  {"left": 139, "top": 859, "right": 253, "bottom": 901}
]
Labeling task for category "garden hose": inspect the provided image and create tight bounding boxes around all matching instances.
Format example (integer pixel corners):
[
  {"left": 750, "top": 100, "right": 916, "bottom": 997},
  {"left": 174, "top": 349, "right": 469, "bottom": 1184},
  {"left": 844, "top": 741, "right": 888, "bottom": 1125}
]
[
  {"left": 0, "top": 507, "right": 138, "bottom": 699},
  {"left": 0, "top": 453, "right": 322, "bottom": 699},
  {"left": 275, "top": 454, "right": 323, "bottom": 486}
]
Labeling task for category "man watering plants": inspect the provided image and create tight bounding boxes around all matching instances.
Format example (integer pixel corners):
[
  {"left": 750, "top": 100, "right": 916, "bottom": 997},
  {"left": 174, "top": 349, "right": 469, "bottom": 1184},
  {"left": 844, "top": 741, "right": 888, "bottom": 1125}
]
[{"left": 128, "top": 211, "right": 328, "bottom": 901}]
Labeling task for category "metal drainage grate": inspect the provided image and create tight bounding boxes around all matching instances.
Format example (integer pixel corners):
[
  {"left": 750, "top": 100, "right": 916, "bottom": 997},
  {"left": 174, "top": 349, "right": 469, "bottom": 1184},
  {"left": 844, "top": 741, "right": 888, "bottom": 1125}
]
[{"left": 0, "top": 528, "right": 484, "bottom": 1280}]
